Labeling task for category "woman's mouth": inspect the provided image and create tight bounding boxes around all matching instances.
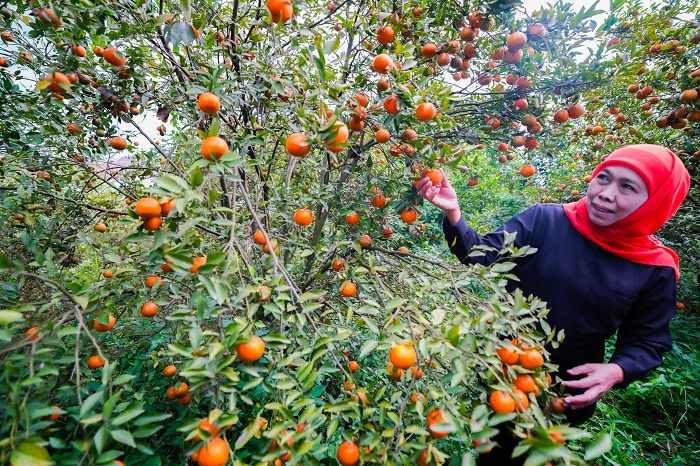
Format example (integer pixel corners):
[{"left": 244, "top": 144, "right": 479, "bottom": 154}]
[{"left": 592, "top": 203, "right": 614, "bottom": 215}]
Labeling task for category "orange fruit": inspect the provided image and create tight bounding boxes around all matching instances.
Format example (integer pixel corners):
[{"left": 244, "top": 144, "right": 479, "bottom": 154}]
[
  {"left": 389, "top": 343, "right": 417, "bottom": 369},
  {"left": 143, "top": 216, "right": 162, "bottom": 231},
  {"left": 49, "top": 405, "right": 61, "bottom": 421},
  {"left": 519, "top": 349, "right": 544, "bottom": 369},
  {"left": 262, "top": 238, "right": 279, "bottom": 254},
  {"left": 87, "top": 355, "right": 105, "bottom": 370},
  {"left": 519, "top": 164, "right": 536, "bottom": 178},
  {"left": 178, "top": 393, "right": 193, "bottom": 405},
  {"left": 193, "top": 419, "right": 221, "bottom": 440},
  {"left": 93, "top": 46, "right": 104, "bottom": 56},
  {"left": 336, "top": 441, "right": 360, "bottom": 466},
  {"left": 506, "top": 31, "right": 527, "bottom": 50},
  {"left": 72, "top": 44, "right": 86, "bottom": 57},
  {"left": 423, "top": 168, "right": 443, "bottom": 185},
  {"left": 567, "top": 103, "right": 585, "bottom": 118},
  {"left": 67, "top": 122, "right": 80, "bottom": 135},
  {"left": 145, "top": 275, "right": 161, "bottom": 288},
  {"left": 160, "top": 198, "right": 176, "bottom": 216},
  {"left": 411, "top": 366, "right": 424, "bottom": 379},
  {"left": 162, "top": 365, "right": 177, "bottom": 377},
  {"left": 399, "top": 207, "right": 418, "bottom": 224},
  {"left": 293, "top": 208, "right": 314, "bottom": 226},
  {"left": 175, "top": 382, "right": 190, "bottom": 397},
  {"left": 496, "top": 346, "right": 519, "bottom": 365},
  {"left": 680, "top": 89, "right": 698, "bottom": 103},
  {"left": 377, "top": 25, "right": 395, "bottom": 44},
  {"left": 165, "top": 386, "right": 177, "bottom": 400},
  {"left": 340, "top": 280, "right": 357, "bottom": 298},
  {"left": 25, "top": 326, "right": 40, "bottom": 342},
  {"left": 110, "top": 136, "right": 128, "bottom": 150},
  {"left": 345, "top": 211, "right": 360, "bottom": 225},
  {"left": 44, "top": 71, "right": 71, "bottom": 94},
  {"left": 102, "top": 270, "right": 113, "bottom": 279},
  {"left": 102, "top": 47, "right": 126, "bottom": 67},
  {"left": 358, "top": 234, "right": 372, "bottom": 249},
  {"left": 376, "top": 77, "right": 390, "bottom": 91},
  {"left": 286, "top": 132, "right": 311, "bottom": 157},
  {"left": 190, "top": 255, "right": 208, "bottom": 273},
  {"left": 325, "top": 122, "right": 349, "bottom": 153},
  {"left": 436, "top": 52, "right": 451, "bottom": 66},
  {"left": 421, "top": 43, "right": 437, "bottom": 57},
  {"left": 514, "top": 374, "right": 538, "bottom": 394},
  {"left": 549, "top": 397, "right": 567, "bottom": 414},
  {"left": 134, "top": 198, "right": 161, "bottom": 218},
  {"left": 386, "top": 361, "right": 404, "bottom": 381},
  {"left": 410, "top": 392, "right": 424, "bottom": 404},
  {"left": 200, "top": 136, "right": 229, "bottom": 160},
  {"left": 237, "top": 335, "right": 265, "bottom": 362},
  {"left": 267, "top": 0, "right": 293, "bottom": 24},
  {"left": 196, "top": 437, "right": 230, "bottom": 466},
  {"left": 374, "top": 128, "right": 390, "bottom": 143},
  {"left": 331, "top": 258, "right": 345, "bottom": 271},
  {"left": 160, "top": 261, "right": 174, "bottom": 273},
  {"left": 426, "top": 408, "right": 449, "bottom": 438},
  {"left": 348, "top": 360, "right": 360, "bottom": 373},
  {"left": 548, "top": 431, "right": 565, "bottom": 445},
  {"left": 372, "top": 53, "right": 393, "bottom": 73},
  {"left": 513, "top": 389, "right": 529, "bottom": 412},
  {"left": 94, "top": 223, "right": 108, "bottom": 232},
  {"left": 398, "top": 246, "right": 409, "bottom": 255},
  {"left": 93, "top": 314, "right": 117, "bottom": 332},
  {"left": 415, "top": 102, "right": 437, "bottom": 121},
  {"left": 140, "top": 301, "right": 159, "bottom": 317},
  {"left": 553, "top": 109, "right": 569, "bottom": 123},
  {"left": 354, "top": 93, "right": 369, "bottom": 106},
  {"left": 489, "top": 390, "right": 515, "bottom": 413},
  {"left": 371, "top": 193, "right": 387, "bottom": 208},
  {"left": 197, "top": 92, "right": 221, "bottom": 114},
  {"left": 252, "top": 228, "right": 267, "bottom": 245},
  {"left": 383, "top": 94, "right": 400, "bottom": 114}
]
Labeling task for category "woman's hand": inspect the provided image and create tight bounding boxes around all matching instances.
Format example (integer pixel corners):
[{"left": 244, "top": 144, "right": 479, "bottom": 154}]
[
  {"left": 415, "top": 171, "right": 462, "bottom": 223},
  {"left": 561, "top": 363, "right": 624, "bottom": 409}
]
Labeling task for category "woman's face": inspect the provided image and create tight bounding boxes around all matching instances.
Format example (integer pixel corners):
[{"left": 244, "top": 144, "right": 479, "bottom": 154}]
[{"left": 586, "top": 166, "right": 649, "bottom": 226}]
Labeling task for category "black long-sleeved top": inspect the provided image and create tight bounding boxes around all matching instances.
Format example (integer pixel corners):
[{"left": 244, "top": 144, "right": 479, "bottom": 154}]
[{"left": 443, "top": 203, "right": 676, "bottom": 388}]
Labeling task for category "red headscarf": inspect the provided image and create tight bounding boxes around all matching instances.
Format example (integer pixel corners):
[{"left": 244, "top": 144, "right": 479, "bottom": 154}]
[{"left": 563, "top": 144, "right": 690, "bottom": 281}]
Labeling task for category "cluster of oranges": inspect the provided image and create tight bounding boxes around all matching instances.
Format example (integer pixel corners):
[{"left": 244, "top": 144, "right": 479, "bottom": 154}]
[
  {"left": 165, "top": 381, "right": 192, "bottom": 406},
  {"left": 133, "top": 196, "right": 175, "bottom": 232},
  {"left": 194, "top": 92, "right": 231, "bottom": 160},
  {"left": 252, "top": 227, "right": 279, "bottom": 255},
  {"left": 489, "top": 340, "right": 550, "bottom": 414}
]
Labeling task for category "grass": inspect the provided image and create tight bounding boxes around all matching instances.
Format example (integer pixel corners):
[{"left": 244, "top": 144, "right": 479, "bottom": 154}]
[{"left": 586, "top": 313, "right": 700, "bottom": 466}]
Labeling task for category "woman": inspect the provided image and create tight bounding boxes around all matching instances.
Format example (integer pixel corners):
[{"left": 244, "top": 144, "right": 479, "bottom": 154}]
[{"left": 417, "top": 144, "right": 691, "bottom": 464}]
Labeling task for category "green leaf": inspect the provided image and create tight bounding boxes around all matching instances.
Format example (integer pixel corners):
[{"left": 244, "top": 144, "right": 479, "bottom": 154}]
[
  {"left": 134, "top": 413, "right": 172, "bottom": 426},
  {"left": 110, "top": 429, "right": 136, "bottom": 448},
  {"left": 80, "top": 390, "right": 104, "bottom": 418},
  {"left": 584, "top": 431, "right": 612, "bottom": 460},
  {"left": 358, "top": 339, "right": 377, "bottom": 359},
  {"left": 189, "top": 166, "right": 204, "bottom": 187},
  {"left": 10, "top": 440, "right": 53, "bottom": 466},
  {"left": 112, "top": 406, "right": 145, "bottom": 426},
  {"left": 94, "top": 425, "right": 108, "bottom": 455},
  {"left": 156, "top": 174, "right": 190, "bottom": 195},
  {"left": 0, "top": 310, "right": 25, "bottom": 324}
]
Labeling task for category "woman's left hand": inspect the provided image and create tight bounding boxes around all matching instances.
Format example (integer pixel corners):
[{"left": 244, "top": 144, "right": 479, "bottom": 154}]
[{"left": 560, "top": 363, "right": 625, "bottom": 409}]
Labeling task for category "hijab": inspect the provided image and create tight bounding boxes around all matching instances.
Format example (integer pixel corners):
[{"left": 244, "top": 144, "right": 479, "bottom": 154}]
[{"left": 563, "top": 144, "right": 691, "bottom": 281}]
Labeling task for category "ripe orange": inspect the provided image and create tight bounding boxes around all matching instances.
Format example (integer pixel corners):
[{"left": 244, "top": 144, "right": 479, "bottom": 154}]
[
  {"left": 134, "top": 198, "right": 161, "bottom": 218},
  {"left": 358, "top": 234, "right": 372, "bottom": 249},
  {"left": 102, "top": 47, "right": 126, "bottom": 67},
  {"left": 411, "top": 366, "right": 424, "bottom": 379},
  {"left": 376, "top": 77, "right": 390, "bottom": 91},
  {"left": 267, "top": 0, "right": 293, "bottom": 24},
  {"left": 0, "top": 57, "right": 7, "bottom": 67},
  {"left": 286, "top": 132, "right": 311, "bottom": 157},
  {"left": 110, "top": 136, "right": 128, "bottom": 150},
  {"left": 372, "top": 53, "right": 393, "bottom": 73},
  {"left": 548, "top": 431, "right": 565, "bottom": 445},
  {"left": 162, "top": 365, "right": 177, "bottom": 377},
  {"left": 496, "top": 346, "right": 519, "bottom": 365},
  {"left": 426, "top": 408, "right": 449, "bottom": 438},
  {"left": 325, "top": 122, "right": 349, "bottom": 153},
  {"left": 94, "top": 223, "right": 108, "bottom": 233},
  {"left": 348, "top": 360, "right": 360, "bottom": 373},
  {"left": 339, "top": 280, "right": 357, "bottom": 298},
  {"left": 331, "top": 258, "right": 345, "bottom": 272},
  {"left": 389, "top": 343, "right": 417, "bottom": 369},
  {"left": 519, "top": 349, "right": 544, "bottom": 369},
  {"left": 514, "top": 374, "right": 539, "bottom": 394},
  {"left": 519, "top": 164, "right": 536, "bottom": 177},
  {"left": 371, "top": 193, "right": 387, "bottom": 208},
  {"left": 383, "top": 94, "right": 400, "bottom": 114},
  {"left": 489, "top": 390, "right": 515, "bottom": 413},
  {"left": 143, "top": 216, "right": 162, "bottom": 231},
  {"left": 67, "top": 122, "right": 80, "bottom": 135},
  {"left": 102, "top": 270, "right": 113, "bottom": 279},
  {"left": 87, "top": 355, "right": 105, "bottom": 370},
  {"left": 550, "top": 397, "right": 567, "bottom": 414},
  {"left": 197, "top": 92, "right": 221, "bottom": 114},
  {"left": 175, "top": 382, "right": 190, "bottom": 397},
  {"left": 49, "top": 405, "right": 61, "bottom": 421},
  {"left": 421, "top": 43, "right": 437, "bottom": 57},
  {"left": 398, "top": 246, "right": 409, "bottom": 255},
  {"left": 72, "top": 44, "right": 86, "bottom": 57},
  {"left": 372, "top": 128, "right": 391, "bottom": 145},
  {"left": 423, "top": 168, "right": 443, "bottom": 186},
  {"left": 195, "top": 419, "right": 221, "bottom": 440},
  {"left": 680, "top": 89, "right": 698, "bottom": 103},
  {"left": 165, "top": 386, "right": 177, "bottom": 400},
  {"left": 196, "top": 437, "right": 230, "bottom": 466},
  {"left": 237, "top": 335, "right": 265, "bottom": 362},
  {"left": 513, "top": 389, "right": 529, "bottom": 412},
  {"left": 336, "top": 441, "right": 360, "bottom": 466},
  {"left": 191, "top": 255, "right": 208, "bottom": 273},
  {"left": 415, "top": 102, "right": 437, "bottom": 121},
  {"left": 253, "top": 228, "right": 267, "bottom": 245},
  {"left": 567, "top": 103, "right": 585, "bottom": 118},
  {"left": 553, "top": 109, "right": 569, "bottom": 123},
  {"left": 354, "top": 93, "right": 369, "bottom": 106},
  {"left": 160, "top": 198, "right": 176, "bottom": 216},
  {"left": 178, "top": 393, "right": 193, "bottom": 405},
  {"left": 506, "top": 31, "right": 527, "bottom": 50},
  {"left": 399, "top": 207, "right": 418, "bottom": 224},
  {"left": 44, "top": 72, "right": 71, "bottom": 94},
  {"left": 145, "top": 275, "right": 161, "bottom": 288},
  {"left": 345, "top": 211, "right": 360, "bottom": 225},
  {"left": 93, "top": 314, "right": 116, "bottom": 332},
  {"left": 25, "top": 326, "right": 40, "bottom": 342},
  {"left": 93, "top": 46, "right": 104, "bottom": 56},
  {"left": 200, "top": 136, "right": 229, "bottom": 160},
  {"left": 293, "top": 208, "right": 314, "bottom": 226},
  {"left": 377, "top": 25, "right": 394, "bottom": 44},
  {"left": 262, "top": 238, "right": 279, "bottom": 254},
  {"left": 1, "top": 31, "right": 14, "bottom": 42},
  {"left": 386, "top": 361, "right": 404, "bottom": 381},
  {"left": 401, "top": 128, "right": 418, "bottom": 141},
  {"left": 140, "top": 301, "right": 159, "bottom": 317}
]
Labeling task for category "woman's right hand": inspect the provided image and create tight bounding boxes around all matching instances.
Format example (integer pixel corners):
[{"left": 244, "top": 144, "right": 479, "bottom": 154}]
[{"left": 415, "top": 170, "right": 461, "bottom": 214}]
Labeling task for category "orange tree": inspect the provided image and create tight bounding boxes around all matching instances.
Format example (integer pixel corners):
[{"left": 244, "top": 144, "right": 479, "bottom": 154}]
[{"left": 2, "top": 0, "right": 697, "bottom": 464}]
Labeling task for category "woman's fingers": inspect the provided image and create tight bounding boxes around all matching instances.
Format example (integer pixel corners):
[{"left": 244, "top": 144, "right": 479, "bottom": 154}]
[{"left": 561, "top": 376, "right": 596, "bottom": 389}]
